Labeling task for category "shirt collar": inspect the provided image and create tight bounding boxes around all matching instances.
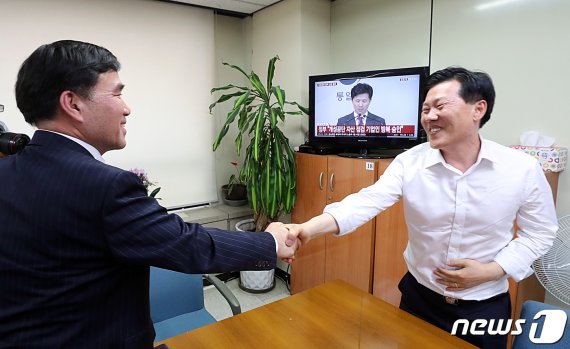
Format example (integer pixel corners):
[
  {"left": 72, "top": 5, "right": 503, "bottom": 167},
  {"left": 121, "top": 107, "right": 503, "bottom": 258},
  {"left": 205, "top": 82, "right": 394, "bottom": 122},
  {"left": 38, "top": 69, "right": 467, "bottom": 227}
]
[
  {"left": 353, "top": 112, "right": 367, "bottom": 118},
  {"left": 477, "top": 137, "right": 499, "bottom": 164},
  {"left": 423, "top": 136, "right": 496, "bottom": 170},
  {"left": 38, "top": 129, "right": 105, "bottom": 163},
  {"left": 424, "top": 146, "right": 444, "bottom": 168}
]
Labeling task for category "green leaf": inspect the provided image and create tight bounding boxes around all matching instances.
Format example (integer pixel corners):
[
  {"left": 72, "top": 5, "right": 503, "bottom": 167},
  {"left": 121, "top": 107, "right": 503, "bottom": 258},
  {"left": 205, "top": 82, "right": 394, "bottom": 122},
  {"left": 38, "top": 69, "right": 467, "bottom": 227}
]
[
  {"left": 149, "top": 187, "right": 161, "bottom": 198},
  {"left": 234, "top": 133, "right": 242, "bottom": 156},
  {"left": 261, "top": 149, "right": 278, "bottom": 219},
  {"left": 284, "top": 138, "right": 295, "bottom": 161},
  {"left": 245, "top": 96, "right": 256, "bottom": 107},
  {"left": 210, "top": 84, "right": 247, "bottom": 93},
  {"left": 253, "top": 105, "right": 266, "bottom": 161},
  {"left": 269, "top": 108, "right": 277, "bottom": 129},
  {"left": 224, "top": 107, "right": 241, "bottom": 127},
  {"left": 209, "top": 91, "right": 243, "bottom": 113},
  {"left": 284, "top": 110, "right": 305, "bottom": 116},
  {"left": 276, "top": 161, "right": 283, "bottom": 200},
  {"left": 222, "top": 61, "right": 249, "bottom": 79},
  {"left": 247, "top": 161, "right": 260, "bottom": 212},
  {"left": 283, "top": 171, "right": 291, "bottom": 210},
  {"left": 232, "top": 90, "right": 251, "bottom": 110},
  {"left": 212, "top": 124, "right": 229, "bottom": 151},
  {"left": 237, "top": 108, "right": 251, "bottom": 141},
  {"left": 273, "top": 134, "right": 283, "bottom": 169},
  {"left": 272, "top": 86, "right": 285, "bottom": 108},
  {"left": 250, "top": 72, "right": 268, "bottom": 102},
  {"left": 283, "top": 160, "right": 296, "bottom": 212},
  {"left": 266, "top": 56, "right": 279, "bottom": 91},
  {"left": 286, "top": 101, "right": 309, "bottom": 115},
  {"left": 247, "top": 111, "right": 258, "bottom": 135}
]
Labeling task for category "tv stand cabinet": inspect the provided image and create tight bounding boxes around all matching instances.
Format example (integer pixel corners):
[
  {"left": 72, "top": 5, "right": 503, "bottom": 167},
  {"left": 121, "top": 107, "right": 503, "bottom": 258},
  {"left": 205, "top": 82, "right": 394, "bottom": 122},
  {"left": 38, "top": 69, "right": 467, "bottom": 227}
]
[{"left": 290, "top": 153, "right": 404, "bottom": 295}]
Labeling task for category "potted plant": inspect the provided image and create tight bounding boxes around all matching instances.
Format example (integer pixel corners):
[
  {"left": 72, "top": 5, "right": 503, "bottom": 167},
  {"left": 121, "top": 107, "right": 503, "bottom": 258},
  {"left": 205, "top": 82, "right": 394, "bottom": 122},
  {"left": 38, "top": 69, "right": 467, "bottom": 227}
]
[
  {"left": 210, "top": 56, "right": 308, "bottom": 291},
  {"left": 221, "top": 161, "right": 248, "bottom": 206}
]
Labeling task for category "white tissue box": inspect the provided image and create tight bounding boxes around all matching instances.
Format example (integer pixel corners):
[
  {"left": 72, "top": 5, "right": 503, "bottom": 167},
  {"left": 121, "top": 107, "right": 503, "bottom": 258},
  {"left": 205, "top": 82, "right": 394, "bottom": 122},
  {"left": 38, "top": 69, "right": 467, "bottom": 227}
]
[{"left": 509, "top": 145, "right": 567, "bottom": 172}]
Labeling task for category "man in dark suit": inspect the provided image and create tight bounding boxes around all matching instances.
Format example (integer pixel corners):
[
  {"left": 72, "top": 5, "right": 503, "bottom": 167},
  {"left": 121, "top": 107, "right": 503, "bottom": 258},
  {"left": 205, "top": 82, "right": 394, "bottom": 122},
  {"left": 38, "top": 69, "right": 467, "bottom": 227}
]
[
  {"left": 0, "top": 40, "right": 298, "bottom": 349},
  {"left": 337, "top": 83, "right": 386, "bottom": 126}
]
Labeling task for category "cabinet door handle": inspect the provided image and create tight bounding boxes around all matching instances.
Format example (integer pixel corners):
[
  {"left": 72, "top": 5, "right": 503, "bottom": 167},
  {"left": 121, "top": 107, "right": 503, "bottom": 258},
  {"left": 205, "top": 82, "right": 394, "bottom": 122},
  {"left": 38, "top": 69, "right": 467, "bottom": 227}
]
[
  {"left": 329, "top": 173, "right": 334, "bottom": 192},
  {"left": 319, "top": 172, "right": 324, "bottom": 190}
]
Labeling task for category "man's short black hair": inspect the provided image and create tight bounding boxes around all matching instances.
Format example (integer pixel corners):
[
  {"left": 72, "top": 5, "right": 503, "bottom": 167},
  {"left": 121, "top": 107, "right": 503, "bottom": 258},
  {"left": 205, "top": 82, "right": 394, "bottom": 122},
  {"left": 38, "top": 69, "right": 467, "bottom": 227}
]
[
  {"left": 351, "top": 83, "right": 373, "bottom": 100},
  {"left": 15, "top": 40, "right": 121, "bottom": 125},
  {"left": 425, "top": 66, "right": 495, "bottom": 128}
]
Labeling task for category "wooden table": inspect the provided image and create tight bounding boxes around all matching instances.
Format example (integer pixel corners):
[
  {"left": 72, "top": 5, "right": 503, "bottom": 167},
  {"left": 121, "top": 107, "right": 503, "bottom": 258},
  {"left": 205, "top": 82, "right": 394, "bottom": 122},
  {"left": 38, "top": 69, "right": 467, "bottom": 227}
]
[{"left": 158, "top": 279, "right": 476, "bottom": 348}]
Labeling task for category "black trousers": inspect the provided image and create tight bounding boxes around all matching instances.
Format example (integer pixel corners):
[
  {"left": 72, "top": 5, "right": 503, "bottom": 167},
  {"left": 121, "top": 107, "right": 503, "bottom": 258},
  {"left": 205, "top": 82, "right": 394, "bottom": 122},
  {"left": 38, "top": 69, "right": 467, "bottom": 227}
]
[{"left": 398, "top": 272, "right": 511, "bottom": 349}]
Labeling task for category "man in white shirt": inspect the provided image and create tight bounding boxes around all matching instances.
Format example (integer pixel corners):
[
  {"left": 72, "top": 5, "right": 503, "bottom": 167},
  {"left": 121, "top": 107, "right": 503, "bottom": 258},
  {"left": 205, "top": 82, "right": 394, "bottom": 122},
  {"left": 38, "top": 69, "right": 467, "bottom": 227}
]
[{"left": 289, "top": 67, "right": 557, "bottom": 348}]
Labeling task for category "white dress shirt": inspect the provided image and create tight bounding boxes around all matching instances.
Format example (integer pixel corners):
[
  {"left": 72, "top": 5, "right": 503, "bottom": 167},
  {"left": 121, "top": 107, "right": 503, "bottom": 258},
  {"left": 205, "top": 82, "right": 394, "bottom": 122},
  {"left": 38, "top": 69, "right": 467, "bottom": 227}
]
[{"left": 324, "top": 138, "right": 557, "bottom": 300}]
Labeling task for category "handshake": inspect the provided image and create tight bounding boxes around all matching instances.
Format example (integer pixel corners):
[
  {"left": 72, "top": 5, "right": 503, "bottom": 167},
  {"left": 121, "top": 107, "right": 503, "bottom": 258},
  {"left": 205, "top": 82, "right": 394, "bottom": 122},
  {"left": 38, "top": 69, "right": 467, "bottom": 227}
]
[
  {"left": 264, "top": 213, "right": 338, "bottom": 264},
  {"left": 265, "top": 222, "right": 305, "bottom": 264}
]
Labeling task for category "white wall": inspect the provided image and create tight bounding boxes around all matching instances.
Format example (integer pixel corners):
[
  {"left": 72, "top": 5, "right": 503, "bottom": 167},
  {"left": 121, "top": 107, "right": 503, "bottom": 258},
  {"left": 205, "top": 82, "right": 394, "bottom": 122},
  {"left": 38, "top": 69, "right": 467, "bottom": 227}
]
[
  {"left": 248, "top": 0, "right": 305, "bottom": 148},
  {"left": 299, "top": 0, "right": 333, "bottom": 138},
  {"left": 0, "top": 0, "right": 218, "bottom": 208},
  {"left": 331, "top": 0, "right": 432, "bottom": 71},
  {"left": 431, "top": 0, "right": 570, "bottom": 222},
  {"left": 212, "top": 14, "right": 251, "bottom": 197}
]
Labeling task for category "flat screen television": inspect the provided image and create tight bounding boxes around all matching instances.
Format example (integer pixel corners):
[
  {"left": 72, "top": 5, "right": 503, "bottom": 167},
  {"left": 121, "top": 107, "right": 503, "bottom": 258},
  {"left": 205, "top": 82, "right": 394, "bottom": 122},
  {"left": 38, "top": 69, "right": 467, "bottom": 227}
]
[{"left": 307, "top": 66, "right": 429, "bottom": 158}]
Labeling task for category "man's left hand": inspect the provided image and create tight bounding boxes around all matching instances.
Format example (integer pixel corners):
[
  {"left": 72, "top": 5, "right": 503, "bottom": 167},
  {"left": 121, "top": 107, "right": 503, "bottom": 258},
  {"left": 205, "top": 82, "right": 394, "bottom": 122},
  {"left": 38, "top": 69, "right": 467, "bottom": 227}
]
[{"left": 434, "top": 259, "right": 506, "bottom": 291}]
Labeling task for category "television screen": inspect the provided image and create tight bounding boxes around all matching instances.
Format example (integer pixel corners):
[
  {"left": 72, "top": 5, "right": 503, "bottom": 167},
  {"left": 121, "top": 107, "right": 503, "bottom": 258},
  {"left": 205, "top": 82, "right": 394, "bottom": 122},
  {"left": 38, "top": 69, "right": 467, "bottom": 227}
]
[{"left": 308, "top": 66, "right": 429, "bottom": 157}]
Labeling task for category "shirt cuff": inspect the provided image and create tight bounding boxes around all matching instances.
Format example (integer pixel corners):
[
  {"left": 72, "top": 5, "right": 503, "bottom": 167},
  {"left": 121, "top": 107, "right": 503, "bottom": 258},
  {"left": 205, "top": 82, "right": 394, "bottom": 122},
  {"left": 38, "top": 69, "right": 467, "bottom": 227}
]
[
  {"left": 272, "top": 234, "right": 279, "bottom": 253},
  {"left": 324, "top": 202, "right": 356, "bottom": 236},
  {"left": 494, "top": 252, "right": 533, "bottom": 282}
]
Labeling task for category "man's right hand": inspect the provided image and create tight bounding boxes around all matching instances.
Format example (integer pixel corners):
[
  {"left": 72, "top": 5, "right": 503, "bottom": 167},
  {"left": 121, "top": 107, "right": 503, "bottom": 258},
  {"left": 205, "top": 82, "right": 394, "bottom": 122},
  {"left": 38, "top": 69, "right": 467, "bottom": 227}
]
[
  {"left": 283, "top": 213, "right": 339, "bottom": 248},
  {"left": 265, "top": 222, "right": 300, "bottom": 264}
]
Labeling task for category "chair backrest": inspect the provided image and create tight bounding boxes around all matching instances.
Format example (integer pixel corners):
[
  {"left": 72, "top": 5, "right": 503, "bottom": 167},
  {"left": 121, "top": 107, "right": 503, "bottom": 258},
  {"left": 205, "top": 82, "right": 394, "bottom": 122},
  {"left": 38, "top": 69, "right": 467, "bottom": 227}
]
[
  {"left": 512, "top": 300, "right": 570, "bottom": 349},
  {"left": 149, "top": 267, "right": 205, "bottom": 323}
]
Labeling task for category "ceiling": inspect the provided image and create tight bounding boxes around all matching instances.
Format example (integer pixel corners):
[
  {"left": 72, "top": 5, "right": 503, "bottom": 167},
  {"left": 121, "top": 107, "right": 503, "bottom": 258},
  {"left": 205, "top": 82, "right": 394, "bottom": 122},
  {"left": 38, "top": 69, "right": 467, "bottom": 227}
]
[{"left": 162, "top": 0, "right": 282, "bottom": 17}]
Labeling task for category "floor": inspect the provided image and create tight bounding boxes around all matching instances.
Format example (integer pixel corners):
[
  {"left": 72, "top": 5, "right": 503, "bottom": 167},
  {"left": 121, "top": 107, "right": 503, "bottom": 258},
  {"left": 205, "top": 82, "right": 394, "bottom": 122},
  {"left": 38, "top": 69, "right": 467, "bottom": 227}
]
[{"left": 204, "top": 276, "right": 291, "bottom": 321}]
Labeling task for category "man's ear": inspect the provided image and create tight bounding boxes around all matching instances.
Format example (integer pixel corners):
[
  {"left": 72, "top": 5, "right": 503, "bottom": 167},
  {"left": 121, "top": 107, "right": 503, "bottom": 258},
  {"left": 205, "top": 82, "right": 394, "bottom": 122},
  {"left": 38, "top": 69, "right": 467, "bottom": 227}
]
[
  {"left": 59, "top": 90, "right": 85, "bottom": 122},
  {"left": 472, "top": 100, "right": 487, "bottom": 122}
]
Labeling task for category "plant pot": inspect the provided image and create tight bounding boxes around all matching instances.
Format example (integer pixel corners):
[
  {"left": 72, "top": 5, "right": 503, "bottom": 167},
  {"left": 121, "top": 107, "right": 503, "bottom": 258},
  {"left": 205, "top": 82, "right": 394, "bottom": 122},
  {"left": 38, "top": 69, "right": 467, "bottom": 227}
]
[
  {"left": 235, "top": 218, "right": 275, "bottom": 293},
  {"left": 221, "top": 184, "right": 248, "bottom": 206}
]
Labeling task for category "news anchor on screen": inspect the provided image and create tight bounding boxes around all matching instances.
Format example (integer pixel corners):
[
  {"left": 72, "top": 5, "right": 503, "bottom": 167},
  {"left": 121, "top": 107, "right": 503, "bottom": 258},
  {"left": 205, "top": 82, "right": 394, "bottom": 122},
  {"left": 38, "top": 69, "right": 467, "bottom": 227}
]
[{"left": 337, "top": 83, "right": 386, "bottom": 126}]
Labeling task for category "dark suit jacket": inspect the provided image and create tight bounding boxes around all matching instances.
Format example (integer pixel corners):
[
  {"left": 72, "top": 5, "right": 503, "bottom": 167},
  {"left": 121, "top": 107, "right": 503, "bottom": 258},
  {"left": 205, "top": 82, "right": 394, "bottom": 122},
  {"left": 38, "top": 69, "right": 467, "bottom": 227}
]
[
  {"left": 336, "top": 112, "right": 386, "bottom": 126},
  {"left": 0, "top": 131, "right": 276, "bottom": 349}
]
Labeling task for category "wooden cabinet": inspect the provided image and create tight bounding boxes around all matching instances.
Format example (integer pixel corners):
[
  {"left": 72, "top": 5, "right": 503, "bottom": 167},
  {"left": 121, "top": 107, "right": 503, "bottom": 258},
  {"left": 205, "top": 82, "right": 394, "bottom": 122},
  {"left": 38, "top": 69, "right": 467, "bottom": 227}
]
[
  {"left": 324, "top": 156, "right": 378, "bottom": 293},
  {"left": 372, "top": 160, "right": 408, "bottom": 306},
  {"left": 289, "top": 153, "right": 408, "bottom": 303},
  {"left": 289, "top": 153, "right": 327, "bottom": 293},
  {"left": 291, "top": 153, "right": 385, "bottom": 294}
]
